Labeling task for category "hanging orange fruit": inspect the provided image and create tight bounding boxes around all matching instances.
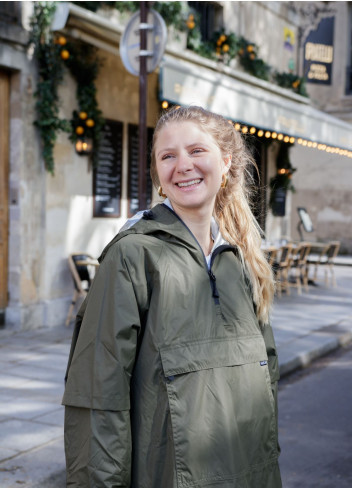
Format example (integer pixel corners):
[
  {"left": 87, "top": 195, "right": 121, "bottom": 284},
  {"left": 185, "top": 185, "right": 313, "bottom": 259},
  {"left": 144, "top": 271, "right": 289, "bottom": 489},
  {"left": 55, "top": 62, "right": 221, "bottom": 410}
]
[
  {"left": 57, "top": 36, "right": 67, "bottom": 46},
  {"left": 79, "top": 111, "right": 88, "bottom": 120},
  {"left": 60, "top": 49, "right": 70, "bottom": 60},
  {"left": 76, "top": 126, "right": 84, "bottom": 135},
  {"left": 222, "top": 44, "right": 230, "bottom": 53},
  {"left": 86, "top": 119, "right": 95, "bottom": 128}
]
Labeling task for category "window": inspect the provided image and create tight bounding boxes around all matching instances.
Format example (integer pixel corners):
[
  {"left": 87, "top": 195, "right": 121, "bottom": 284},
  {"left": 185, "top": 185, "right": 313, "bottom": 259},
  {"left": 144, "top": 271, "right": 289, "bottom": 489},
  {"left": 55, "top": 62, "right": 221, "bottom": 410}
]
[
  {"left": 0, "top": 2, "right": 20, "bottom": 24},
  {"left": 127, "top": 124, "right": 154, "bottom": 216},
  {"left": 187, "top": 1, "right": 223, "bottom": 42}
]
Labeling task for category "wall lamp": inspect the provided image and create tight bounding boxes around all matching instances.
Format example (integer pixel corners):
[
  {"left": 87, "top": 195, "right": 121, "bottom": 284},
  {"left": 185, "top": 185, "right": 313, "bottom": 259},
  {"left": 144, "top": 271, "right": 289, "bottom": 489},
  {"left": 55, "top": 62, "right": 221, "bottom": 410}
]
[{"left": 75, "top": 137, "right": 93, "bottom": 156}]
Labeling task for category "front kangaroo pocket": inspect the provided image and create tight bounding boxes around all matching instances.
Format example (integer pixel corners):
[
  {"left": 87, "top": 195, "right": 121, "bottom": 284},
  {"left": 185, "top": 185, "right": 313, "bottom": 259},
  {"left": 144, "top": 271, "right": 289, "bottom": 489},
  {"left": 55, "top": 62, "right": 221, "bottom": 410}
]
[{"left": 160, "top": 336, "right": 278, "bottom": 488}]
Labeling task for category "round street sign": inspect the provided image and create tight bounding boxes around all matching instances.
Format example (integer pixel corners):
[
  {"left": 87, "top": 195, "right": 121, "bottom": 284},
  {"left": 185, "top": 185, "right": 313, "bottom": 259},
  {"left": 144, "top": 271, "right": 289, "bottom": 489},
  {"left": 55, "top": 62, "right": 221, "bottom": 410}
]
[{"left": 120, "top": 9, "right": 167, "bottom": 76}]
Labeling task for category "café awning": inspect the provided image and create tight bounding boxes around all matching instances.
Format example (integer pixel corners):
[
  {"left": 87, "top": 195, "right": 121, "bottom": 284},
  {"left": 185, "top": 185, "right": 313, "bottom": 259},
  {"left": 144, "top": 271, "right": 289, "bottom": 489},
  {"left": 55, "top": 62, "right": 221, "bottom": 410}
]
[{"left": 159, "top": 56, "right": 352, "bottom": 153}]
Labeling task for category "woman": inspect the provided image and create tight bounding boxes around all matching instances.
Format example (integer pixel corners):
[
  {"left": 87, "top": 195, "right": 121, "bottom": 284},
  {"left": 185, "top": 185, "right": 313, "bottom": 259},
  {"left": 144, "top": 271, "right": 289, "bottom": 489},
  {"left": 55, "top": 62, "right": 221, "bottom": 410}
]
[{"left": 63, "top": 106, "right": 281, "bottom": 488}]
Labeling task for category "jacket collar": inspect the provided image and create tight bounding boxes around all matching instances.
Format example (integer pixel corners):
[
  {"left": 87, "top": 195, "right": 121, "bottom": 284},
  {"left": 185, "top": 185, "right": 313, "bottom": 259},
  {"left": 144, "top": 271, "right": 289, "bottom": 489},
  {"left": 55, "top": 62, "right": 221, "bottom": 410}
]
[{"left": 99, "top": 203, "right": 230, "bottom": 266}]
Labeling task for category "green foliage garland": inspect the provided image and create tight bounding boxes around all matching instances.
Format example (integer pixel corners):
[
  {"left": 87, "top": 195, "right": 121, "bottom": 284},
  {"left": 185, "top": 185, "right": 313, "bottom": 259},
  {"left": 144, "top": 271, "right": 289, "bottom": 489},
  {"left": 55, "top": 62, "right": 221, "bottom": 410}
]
[
  {"left": 63, "top": 40, "right": 105, "bottom": 167},
  {"left": 30, "top": 2, "right": 104, "bottom": 173},
  {"left": 273, "top": 71, "right": 308, "bottom": 97},
  {"left": 29, "top": 2, "right": 70, "bottom": 174},
  {"left": 237, "top": 37, "right": 271, "bottom": 81}
]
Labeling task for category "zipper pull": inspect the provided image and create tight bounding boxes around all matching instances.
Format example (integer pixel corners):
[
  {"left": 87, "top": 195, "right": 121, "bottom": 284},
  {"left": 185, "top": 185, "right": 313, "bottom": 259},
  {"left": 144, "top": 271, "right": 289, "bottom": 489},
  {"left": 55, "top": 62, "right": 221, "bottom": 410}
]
[{"left": 208, "top": 270, "right": 220, "bottom": 304}]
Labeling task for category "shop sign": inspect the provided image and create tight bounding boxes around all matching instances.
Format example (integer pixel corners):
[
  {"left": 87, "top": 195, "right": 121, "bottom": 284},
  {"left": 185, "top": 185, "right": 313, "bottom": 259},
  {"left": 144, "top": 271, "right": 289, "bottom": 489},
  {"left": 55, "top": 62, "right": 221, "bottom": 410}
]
[{"left": 303, "top": 17, "right": 334, "bottom": 85}]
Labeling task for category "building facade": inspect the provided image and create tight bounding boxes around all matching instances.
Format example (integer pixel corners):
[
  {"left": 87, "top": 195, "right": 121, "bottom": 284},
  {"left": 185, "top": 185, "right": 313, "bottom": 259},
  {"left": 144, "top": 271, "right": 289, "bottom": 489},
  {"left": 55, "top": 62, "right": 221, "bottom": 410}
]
[{"left": 0, "top": 1, "right": 351, "bottom": 330}]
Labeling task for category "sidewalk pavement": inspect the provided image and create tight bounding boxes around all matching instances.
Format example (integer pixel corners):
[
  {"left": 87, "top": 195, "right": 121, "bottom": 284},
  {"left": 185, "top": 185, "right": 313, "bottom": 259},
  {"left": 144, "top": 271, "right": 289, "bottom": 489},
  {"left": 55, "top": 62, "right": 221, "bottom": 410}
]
[{"left": 1, "top": 265, "right": 352, "bottom": 488}]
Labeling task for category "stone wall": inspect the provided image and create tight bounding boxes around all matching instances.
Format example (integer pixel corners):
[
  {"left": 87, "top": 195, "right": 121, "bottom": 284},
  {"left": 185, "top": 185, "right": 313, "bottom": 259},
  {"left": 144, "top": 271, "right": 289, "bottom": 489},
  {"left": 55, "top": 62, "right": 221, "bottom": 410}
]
[
  {"left": 223, "top": 1, "right": 300, "bottom": 73},
  {"left": 290, "top": 145, "right": 352, "bottom": 253}
]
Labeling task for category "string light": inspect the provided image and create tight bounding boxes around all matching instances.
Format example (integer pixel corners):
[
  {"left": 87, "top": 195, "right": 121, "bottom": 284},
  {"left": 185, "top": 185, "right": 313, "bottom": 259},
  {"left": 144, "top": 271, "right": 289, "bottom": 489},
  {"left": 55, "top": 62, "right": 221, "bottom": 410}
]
[{"left": 159, "top": 102, "right": 351, "bottom": 158}]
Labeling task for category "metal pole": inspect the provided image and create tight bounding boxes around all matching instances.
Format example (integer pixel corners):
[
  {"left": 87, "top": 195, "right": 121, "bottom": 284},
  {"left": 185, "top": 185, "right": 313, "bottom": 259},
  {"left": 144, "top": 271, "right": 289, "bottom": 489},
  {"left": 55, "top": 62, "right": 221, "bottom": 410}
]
[{"left": 138, "top": 1, "right": 148, "bottom": 210}]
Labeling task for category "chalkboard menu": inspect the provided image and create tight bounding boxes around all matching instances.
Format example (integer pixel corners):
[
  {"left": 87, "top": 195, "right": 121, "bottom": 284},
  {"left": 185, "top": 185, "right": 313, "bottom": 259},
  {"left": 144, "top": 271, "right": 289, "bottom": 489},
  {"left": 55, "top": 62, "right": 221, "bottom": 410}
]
[
  {"left": 93, "top": 120, "right": 123, "bottom": 218},
  {"left": 128, "top": 124, "right": 154, "bottom": 216}
]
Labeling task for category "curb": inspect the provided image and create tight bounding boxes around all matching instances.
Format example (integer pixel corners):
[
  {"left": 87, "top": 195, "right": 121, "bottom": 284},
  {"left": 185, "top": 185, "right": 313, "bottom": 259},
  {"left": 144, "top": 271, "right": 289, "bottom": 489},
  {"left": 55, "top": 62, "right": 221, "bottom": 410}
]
[{"left": 279, "top": 320, "right": 352, "bottom": 377}]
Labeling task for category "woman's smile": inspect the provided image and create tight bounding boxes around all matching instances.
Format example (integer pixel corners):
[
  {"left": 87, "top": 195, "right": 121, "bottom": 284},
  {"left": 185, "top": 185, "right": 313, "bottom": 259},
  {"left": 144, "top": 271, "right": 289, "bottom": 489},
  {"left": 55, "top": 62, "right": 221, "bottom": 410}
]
[{"left": 175, "top": 178, "right": 203, "bottom": 189}]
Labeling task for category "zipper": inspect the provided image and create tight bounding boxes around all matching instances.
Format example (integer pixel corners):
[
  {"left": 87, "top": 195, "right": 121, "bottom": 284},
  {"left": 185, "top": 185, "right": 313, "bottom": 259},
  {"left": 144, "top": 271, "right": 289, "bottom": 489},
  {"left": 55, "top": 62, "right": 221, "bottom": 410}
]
[{"left": 162, "top": 204, "right": 236, "bottom": 305}]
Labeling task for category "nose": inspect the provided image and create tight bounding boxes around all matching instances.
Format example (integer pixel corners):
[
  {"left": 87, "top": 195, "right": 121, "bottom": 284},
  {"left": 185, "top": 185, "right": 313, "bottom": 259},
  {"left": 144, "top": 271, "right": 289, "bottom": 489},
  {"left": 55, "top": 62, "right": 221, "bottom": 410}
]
[{"left": 175, "top": 151, "right": 193, "bottom": 173}]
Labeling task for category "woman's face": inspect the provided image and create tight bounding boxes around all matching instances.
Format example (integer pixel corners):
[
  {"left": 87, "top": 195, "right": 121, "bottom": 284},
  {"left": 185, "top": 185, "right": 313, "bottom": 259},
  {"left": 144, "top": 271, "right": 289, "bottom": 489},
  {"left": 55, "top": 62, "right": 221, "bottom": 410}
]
[{"left": 154, "top": 121, "right": 231, "bottom": 215}]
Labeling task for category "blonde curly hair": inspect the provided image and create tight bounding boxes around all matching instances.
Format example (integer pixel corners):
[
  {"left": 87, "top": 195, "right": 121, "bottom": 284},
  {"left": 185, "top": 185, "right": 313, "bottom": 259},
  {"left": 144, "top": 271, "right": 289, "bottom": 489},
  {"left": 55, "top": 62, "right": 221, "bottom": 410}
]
[{"left": 151, "top": 105, "right": 274, "bottom": 323}]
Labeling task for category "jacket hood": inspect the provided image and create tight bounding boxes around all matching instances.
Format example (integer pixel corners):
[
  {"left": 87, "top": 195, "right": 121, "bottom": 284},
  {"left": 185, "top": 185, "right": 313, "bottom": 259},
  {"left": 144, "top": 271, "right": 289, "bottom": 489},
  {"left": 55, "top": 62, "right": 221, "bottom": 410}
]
[{"left": 98, "top": 203, "right": 203, "bottom": 264}]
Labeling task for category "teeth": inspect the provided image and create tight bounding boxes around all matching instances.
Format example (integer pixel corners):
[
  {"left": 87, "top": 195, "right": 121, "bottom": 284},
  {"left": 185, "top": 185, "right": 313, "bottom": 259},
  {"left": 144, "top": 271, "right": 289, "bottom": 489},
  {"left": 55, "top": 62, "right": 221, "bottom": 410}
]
[{"left": 177, "top": 179, "right": 201, "bottom": 188}]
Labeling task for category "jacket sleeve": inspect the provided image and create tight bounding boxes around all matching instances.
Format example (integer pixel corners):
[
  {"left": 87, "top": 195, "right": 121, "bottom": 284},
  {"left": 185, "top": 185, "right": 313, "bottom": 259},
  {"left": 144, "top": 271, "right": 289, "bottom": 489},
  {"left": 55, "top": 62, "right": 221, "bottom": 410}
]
[
  {"left": 260, "top": 321, "right": 281, "bottom": 454},
  {"left": 62, "top": 239, "right": 149, "bottom": 487}
]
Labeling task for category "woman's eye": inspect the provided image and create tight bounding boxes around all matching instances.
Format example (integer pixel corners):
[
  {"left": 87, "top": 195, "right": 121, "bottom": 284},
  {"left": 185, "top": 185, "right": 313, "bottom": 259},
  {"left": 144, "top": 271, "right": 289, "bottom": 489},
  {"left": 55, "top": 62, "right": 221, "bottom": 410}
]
[
  {"left": 161, "top": 154, "right": 172, "bottom": 160},
  {"left": 191, "top": 148, "right": 203, "bottom": 154}
]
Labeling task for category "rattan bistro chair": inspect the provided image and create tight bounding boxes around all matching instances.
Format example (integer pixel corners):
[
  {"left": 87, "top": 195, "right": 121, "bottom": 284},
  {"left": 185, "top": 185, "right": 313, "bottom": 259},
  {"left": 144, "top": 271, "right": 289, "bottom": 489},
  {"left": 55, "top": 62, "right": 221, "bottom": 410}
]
[
  {"left": 264, "top": 246, "right": 279, "bottom": 268},
  {"left": 289, "top": 242, "right": 311, "bottom": 294},
  {"left": 274, "top": 244, "right": 294, "bottom": 297},
  {"left": 307, "top": 241, "right": 340, "bottom": 287},
  {"left": 65, "top": 253, "right": 98, "bottom": 326}
]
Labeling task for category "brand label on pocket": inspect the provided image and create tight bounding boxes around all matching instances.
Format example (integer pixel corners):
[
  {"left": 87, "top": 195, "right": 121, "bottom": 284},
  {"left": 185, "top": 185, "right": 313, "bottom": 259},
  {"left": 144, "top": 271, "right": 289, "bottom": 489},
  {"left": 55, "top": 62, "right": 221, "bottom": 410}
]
[{"left": 260, "top": 360, "right": 268, "bottom": 366}]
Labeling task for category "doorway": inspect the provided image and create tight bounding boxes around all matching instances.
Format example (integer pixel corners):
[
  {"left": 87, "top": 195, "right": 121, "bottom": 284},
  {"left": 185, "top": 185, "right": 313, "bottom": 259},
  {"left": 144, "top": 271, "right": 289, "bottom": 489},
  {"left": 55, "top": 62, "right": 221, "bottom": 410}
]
[{"left": 0, "top": 71, "right": 9, "bottom": 326}]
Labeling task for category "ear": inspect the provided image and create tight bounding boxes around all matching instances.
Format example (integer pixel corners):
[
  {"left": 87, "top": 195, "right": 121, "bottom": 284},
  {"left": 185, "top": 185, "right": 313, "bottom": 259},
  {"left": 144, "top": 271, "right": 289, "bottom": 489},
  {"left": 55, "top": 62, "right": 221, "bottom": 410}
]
[{"left": 223, "top": 154, "right": 232, "bottom": 174}]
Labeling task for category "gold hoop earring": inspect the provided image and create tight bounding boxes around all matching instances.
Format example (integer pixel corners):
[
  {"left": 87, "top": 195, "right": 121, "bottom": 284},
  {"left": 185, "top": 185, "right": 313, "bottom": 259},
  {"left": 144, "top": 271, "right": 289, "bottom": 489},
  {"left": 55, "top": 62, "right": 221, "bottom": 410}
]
[
  {"left": 158, "top": 186, "right": 167, "bottom": 198},
  {"left": 220, "top": 174, "right": 228, "bottom": 189}
]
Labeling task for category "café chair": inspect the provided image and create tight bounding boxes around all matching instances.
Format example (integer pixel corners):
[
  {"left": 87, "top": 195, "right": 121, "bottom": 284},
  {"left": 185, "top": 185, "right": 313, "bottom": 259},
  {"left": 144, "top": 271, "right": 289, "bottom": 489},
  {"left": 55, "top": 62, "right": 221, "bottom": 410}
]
[
  {"left": 307, "top": 241, "right": 340, "bottom": 287},
  {"left": 274, "top": 243, "right": 294, "bottom": 297},
  {"left": 289, "top": 242, "right": 311, "bottom": 294},
  {"left": 264, "top": 246, "right": 279, "bottom": 267},
  {"left": 65, "top": 253, "right": 98, "bottom": 326}
]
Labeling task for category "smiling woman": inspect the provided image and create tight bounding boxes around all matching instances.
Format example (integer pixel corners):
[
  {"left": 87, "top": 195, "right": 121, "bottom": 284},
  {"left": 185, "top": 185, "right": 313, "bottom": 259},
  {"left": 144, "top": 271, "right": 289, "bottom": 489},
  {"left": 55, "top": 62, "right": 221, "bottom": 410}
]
[
  {"left": 63, "top": 105, "right": 282, "bottom": 488},
  {"left": 153, "top": 121, "right": 230, "bottom": 255}
]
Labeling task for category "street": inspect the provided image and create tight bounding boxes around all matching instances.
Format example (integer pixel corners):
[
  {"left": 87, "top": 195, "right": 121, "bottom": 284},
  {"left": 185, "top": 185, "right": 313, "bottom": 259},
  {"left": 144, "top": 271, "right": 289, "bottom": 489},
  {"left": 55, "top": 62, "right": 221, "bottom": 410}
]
[{"left": 278, "top": 343, "right": 352, "bottom": 488}]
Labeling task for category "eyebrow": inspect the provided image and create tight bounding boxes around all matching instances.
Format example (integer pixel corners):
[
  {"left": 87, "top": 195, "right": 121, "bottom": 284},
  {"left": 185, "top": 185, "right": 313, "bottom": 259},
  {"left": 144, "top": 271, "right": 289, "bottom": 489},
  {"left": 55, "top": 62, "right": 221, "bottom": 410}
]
[{"left": 156, "top": 142, "right": 210, "bottom": 158}]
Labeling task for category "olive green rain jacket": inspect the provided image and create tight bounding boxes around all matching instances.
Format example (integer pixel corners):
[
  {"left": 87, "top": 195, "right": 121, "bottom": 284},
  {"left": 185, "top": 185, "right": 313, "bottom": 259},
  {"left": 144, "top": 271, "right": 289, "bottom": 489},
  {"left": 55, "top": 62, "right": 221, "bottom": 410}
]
[{"left": 62, "top": 203, "right": 282, "bottom": 488}]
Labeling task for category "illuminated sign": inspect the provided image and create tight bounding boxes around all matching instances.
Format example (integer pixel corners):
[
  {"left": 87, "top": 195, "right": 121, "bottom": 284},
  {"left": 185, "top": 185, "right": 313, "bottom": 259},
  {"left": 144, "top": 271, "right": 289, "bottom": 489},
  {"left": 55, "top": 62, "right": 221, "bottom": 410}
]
[{"left": 303, "top": 17, "right": 334, "bottom": 85}]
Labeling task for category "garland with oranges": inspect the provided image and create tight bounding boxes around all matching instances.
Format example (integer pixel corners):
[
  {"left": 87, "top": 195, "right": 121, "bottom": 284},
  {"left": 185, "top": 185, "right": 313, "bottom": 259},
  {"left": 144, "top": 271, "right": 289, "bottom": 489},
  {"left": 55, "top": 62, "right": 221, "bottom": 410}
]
[
  {"left": 61, "top": 37, "right": 105, "bottom": 166},
  {"left": 30, "top": 2, "right": 104, "bottom": 173}
]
